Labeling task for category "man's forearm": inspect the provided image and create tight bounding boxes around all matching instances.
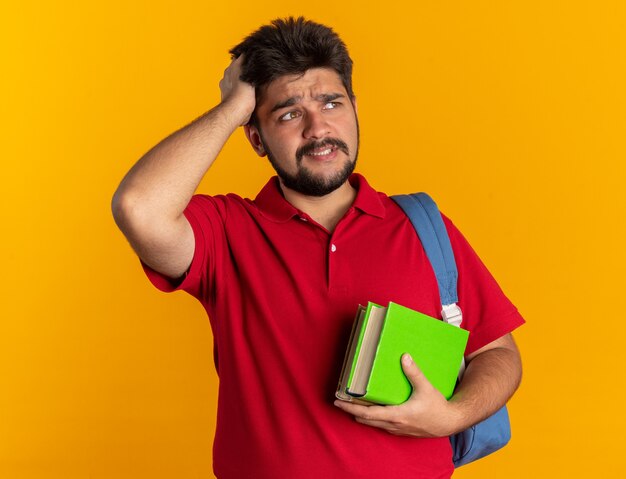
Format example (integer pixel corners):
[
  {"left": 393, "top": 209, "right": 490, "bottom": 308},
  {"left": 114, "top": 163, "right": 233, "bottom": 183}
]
[{"left": 448, "top": 336, "right": 522, "bottom": 433}]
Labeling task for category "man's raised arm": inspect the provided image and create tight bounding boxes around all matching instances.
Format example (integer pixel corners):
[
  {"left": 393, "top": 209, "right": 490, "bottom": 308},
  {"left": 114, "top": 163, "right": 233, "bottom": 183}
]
[{"left": 111, "top": 56, "right": 255, "bottom": 279}]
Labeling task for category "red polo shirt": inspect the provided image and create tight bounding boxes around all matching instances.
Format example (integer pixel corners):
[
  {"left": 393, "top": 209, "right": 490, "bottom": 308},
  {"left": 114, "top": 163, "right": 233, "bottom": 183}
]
[{"left": 143, "top": 174, "right": 524, "bottom": 479}]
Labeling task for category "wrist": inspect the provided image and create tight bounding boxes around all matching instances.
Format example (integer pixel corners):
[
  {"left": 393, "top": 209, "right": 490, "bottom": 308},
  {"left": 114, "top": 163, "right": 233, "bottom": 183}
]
[
  {"left": 444, "top": 395, "right": 475, "bottom": 436},
  {"left": 219, "top": 95, "right": 255, "bottom": 127}
]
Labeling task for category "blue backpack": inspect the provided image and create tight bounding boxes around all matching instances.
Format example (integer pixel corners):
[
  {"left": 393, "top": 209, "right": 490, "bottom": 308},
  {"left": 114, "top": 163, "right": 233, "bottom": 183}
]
[{"left": 390, "top": 193, "right": 511, "bottom": 467}]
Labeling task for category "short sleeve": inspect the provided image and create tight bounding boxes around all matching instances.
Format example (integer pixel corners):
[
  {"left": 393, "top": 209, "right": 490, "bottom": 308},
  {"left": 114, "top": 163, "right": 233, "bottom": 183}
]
[
  {"left": 141, "top": 194, "right": 227, "bottom": 301},
  {"left": 442, "top": 215, "right": 525, "bottom": 354}
]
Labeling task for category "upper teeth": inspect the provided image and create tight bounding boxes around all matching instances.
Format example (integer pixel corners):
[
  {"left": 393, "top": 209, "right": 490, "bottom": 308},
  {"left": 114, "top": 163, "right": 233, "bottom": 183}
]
[{"left": 310, "top": 148, "right": 332, "bottom": 156}]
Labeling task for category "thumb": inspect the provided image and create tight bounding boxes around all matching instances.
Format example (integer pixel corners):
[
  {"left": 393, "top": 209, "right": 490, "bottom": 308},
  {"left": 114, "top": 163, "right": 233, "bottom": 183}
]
[{"left": 401, "top": 353, "right": 429, "bottom": 389}]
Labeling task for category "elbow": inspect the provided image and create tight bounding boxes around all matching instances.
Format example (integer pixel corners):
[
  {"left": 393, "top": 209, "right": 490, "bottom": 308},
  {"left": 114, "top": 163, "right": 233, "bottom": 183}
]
[
  {"left": 111, "top": 188, "right": 123, "bottom": 223},
  {"left": 111, "top": 187, "right": 142, "bottom": 234},
  {"left": 111, "top": 187, "right": 180, "bottom": 240}
]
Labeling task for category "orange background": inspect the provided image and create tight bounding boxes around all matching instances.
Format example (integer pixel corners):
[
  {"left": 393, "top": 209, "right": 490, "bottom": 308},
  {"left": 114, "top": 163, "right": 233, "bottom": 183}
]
[{"left": 2, "top": 1, "right": 625, "bottom": 477}]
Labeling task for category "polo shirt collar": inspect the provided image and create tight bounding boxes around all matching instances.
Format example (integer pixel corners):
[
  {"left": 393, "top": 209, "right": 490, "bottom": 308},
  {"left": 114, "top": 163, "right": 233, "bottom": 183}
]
[
  {"left": 350, "top": 173, "right": 386, "bottom": 219},
  {"left": 253, "top": 173, "right": 386, "bottom": 223}
]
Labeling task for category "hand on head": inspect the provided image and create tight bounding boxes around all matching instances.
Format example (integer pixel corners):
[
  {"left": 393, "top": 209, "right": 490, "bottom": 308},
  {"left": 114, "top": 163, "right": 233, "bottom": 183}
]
[{"left": 219, "top": 55, "right": 256, "bottom": 126}]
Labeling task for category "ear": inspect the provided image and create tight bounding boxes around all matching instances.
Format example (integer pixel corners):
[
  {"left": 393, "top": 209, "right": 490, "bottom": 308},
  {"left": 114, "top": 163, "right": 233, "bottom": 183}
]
[
  {"left": 244, "top": 124, "right": 267, "bottom": 157},
  {"left": 351, "top": 96, "right": 358, "bottom": 114}
]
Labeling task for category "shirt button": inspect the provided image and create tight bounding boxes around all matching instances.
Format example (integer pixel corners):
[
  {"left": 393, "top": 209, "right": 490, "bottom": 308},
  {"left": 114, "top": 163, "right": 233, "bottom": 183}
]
[{"left": 331, "top": 244, "right": 337, "bottom": 252}]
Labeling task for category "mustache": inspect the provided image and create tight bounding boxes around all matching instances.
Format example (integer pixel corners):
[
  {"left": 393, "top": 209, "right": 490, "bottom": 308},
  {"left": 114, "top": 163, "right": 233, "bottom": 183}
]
[{"left": 296, "top": 138, "right": 350, "bottom": 162}]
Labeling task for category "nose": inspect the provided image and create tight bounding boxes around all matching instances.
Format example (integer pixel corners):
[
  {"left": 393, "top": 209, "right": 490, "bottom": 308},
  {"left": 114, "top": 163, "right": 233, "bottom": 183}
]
[{"left": 302, "top": 111, "right": 330, "bottom": 139}]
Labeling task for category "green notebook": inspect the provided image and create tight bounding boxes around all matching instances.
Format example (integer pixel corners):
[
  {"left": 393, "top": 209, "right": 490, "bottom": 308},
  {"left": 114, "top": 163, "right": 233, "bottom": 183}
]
[{"left": 336, "top": 302, "right": 469, "bottom": 405}]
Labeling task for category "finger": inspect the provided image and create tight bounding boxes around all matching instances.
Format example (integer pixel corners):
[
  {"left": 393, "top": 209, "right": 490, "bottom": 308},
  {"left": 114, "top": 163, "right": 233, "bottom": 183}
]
[
  {"left": 229, "top": 55, "right": 245, "bottom": 75},
  {"left": 401, "top": 353, "right": 430, "bottom": 390},
  {"left": 355, "top": 416, "right": 398, "bottom": 430},
  {"left": 334, "top": 400, "right": 389, "bottom": 421},
  {"left": 230, "top": 53, "right": 244, "bottom": 64}
]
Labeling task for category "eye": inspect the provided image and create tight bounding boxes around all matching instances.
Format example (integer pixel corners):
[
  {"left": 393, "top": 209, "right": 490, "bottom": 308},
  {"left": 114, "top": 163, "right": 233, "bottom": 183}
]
[
  {"left": 279, "top": 110, "right": 301, "bottom": 121},
  {"left": 323, "top": 101, "right": 339, "bottom": 110}
]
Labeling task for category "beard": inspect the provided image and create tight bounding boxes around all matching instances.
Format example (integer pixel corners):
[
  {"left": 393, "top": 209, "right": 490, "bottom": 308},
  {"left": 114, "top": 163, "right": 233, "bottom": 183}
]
[{"left": 258, "top": 124, "right": 360, "bottom": 197}]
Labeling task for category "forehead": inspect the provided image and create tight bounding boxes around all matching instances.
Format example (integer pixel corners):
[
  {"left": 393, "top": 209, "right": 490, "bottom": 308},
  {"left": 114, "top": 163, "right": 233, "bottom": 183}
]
[{"left": 258, "top": 68, "right": 348, "bottom": 109}]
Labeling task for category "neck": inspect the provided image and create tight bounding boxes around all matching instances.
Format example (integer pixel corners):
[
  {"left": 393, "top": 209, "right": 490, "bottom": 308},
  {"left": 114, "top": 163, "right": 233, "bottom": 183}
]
[{"left": 279, "top": 179, "right": 357, "bottom": 232}]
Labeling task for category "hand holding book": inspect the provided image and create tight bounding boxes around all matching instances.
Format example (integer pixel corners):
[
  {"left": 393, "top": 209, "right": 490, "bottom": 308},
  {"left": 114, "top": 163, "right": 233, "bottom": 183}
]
[
  {"left": 334, "top": 301, "right": 469, "bottom": 437},
  {"left": 334, "top": 353, "right": 464, "bottom": 438}
]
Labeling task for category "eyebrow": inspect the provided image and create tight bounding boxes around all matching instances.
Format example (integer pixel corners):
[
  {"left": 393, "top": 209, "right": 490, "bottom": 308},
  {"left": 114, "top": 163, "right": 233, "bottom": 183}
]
[{"left": 270, "top": 92, "right": 346, "bottom": 113}]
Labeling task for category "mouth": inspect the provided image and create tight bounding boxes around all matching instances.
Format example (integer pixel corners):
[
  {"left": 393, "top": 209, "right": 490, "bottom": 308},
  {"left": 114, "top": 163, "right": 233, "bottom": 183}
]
[
  {"left": 305, "top": 146, "right": 337, "bottom": 158},
  {"left": 297, "top": 139, "right": 349, "bottom": 163}
]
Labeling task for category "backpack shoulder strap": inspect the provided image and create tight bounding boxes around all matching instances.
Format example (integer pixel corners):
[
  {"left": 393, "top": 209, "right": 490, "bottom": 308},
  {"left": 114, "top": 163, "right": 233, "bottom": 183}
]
[{"left": 390, "top": 193, "right": 461, "bottom": 326}]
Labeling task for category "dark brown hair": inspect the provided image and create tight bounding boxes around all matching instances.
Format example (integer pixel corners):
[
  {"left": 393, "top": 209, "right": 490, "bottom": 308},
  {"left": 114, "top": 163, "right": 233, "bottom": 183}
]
[{"left": 230, "top": 17, "right": 354, "bottom": 124}]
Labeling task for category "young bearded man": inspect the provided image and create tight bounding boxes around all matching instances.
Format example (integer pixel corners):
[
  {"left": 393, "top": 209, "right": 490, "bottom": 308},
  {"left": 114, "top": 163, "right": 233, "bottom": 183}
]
[{"left": 112, "top": 17, "right": 524, "bottom": 479}]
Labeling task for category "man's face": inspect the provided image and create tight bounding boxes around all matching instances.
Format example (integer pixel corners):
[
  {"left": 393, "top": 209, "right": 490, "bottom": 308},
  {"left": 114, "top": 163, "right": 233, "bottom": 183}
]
[{"left": 247, "top": 68, "right": 359, "bottom": 197}]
